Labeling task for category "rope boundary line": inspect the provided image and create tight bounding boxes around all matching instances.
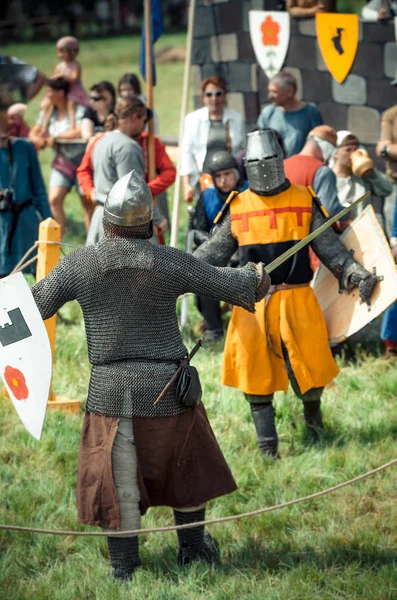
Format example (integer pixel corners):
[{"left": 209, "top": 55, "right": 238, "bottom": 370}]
[
  {"left": 0, "top": 457, "right": 395, "bottom": 537},
  {"left": 10, "top": 240, "right": 82, "bottom": 276}
]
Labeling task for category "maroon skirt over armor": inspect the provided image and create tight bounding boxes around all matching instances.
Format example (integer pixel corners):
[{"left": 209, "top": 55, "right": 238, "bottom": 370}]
[{"left": 76, "top": 403, "right": 237, "bottom": 529}]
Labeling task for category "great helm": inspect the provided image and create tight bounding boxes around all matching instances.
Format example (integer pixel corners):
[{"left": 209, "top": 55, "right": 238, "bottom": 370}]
[
  {"left": 104, "top": 170, "right": 153, "bottom": 227},
  {"left": 244, "top": 130, "right": 285, "bottom": 193}
]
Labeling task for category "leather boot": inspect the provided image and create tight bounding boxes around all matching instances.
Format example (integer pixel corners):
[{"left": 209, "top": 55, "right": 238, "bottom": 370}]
[
  {"left": 303, "top": 400, "right": 323, "bottom": 441},
  {"left": 250, "top": 402, "right": 279, "bottom": 458},
  {"left": 174, "top": 508, "right": 220, "bottom": 566},
  {"left": 107, "top": 536, "right": 141, "bottom": 580}
]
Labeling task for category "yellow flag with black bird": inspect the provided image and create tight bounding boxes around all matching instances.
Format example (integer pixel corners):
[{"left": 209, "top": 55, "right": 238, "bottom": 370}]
[{"left": 316, "top": 13, "right": 359, "bottom": 84}]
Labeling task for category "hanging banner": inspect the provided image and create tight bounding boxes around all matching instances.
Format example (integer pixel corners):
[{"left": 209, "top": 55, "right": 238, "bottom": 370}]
[
  {"left": 249, "top": 11, "right": 290, "bottom": 79},
  {"left": 316, "top": 13, "right": 359, "bottom": 83},
  {"left": 0, "top": 273, "right": 52, "bottom": 440},
  {"left": 312, "top": 206, "right": 397, "bottom": 344}
]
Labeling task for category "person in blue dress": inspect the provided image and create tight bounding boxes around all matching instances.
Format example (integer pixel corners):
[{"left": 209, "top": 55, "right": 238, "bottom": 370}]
[{"left": 0, "top": 112, "right": 51, "bottom": 277}]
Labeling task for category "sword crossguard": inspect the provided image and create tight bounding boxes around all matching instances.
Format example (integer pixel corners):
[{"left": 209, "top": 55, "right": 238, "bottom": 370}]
[{"left": 372, "top": 266, "right": 384, "bottom": 281}]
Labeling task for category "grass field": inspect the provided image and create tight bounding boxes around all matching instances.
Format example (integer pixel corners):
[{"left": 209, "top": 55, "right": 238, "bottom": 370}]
[{"left": 0, "top": 31, "right": 397, "bottom": 600}]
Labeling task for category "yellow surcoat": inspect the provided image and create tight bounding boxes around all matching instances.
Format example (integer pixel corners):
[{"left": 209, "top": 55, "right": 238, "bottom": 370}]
[{"left": 222, "top": 186, "right": 339, "bottom": 395}]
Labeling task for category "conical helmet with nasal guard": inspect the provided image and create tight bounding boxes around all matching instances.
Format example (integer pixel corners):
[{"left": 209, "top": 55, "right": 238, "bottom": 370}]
[{"left": 104, "top": 170, "right": 153, "bottom": 227}]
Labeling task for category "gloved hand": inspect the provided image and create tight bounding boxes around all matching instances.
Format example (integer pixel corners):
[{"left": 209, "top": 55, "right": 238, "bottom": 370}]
[
  {"left": 254, "top": 263, "right": 271, "bottom": 302},
  {"left": 344, "top": 259, "right": 383, "bottom": 309},
  {"left": 358, "top": 273, "right": 383, "bottom": 309}
]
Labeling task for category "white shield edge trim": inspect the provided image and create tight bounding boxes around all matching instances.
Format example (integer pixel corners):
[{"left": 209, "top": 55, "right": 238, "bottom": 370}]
[
  {"left": 249, "top": 11, "right": 290, "bottom": 79},
  {"left": 0, "top": 273, "right": 52, "bottom": 440}
]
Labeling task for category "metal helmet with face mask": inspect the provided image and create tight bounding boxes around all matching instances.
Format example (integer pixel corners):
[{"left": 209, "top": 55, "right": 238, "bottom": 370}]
[
  {"left": 244, "top": 130, "right": 286, "bottom": 194},
  {"left": 104, "top": 170, "right": 153, "bottom": 227}
]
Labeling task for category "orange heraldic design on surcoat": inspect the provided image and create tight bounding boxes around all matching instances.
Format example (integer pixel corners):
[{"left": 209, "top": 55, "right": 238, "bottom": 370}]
[{"left": 223, "top": 185, "right": 339, "bottom": 396}]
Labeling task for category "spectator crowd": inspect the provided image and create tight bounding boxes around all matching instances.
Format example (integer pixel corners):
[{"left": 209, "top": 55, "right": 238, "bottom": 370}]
[{"left": 1, "top": 29, "right": 397, "bottom": 357}]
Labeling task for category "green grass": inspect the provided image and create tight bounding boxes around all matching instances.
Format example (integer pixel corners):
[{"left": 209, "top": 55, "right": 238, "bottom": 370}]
[
  {"left": 1, "top": 34, "right": 397, "bottom": 599},
  {"left": 1, "top": 350, "right": 397, "bottom": 599}
]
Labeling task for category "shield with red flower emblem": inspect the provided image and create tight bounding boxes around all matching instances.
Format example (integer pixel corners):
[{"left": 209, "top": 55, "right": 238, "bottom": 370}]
[
  {"left": 249, "top": 11, "right": 290, "bottom": 79},
  {"left": 0, "top": 273, "right": 52, "bottom": 440}
]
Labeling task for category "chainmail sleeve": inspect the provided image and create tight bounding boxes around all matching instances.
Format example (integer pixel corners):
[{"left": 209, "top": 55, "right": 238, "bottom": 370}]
[
  {"left": 161, "top": 246, "right": 261, "bottom": 313},
  {"left": 31, "top": 249, "right": 84, "bottom": 320},
  {"left": 193, "top": 212, "right": 238, "bottom": 267},
  {"left": 310, "top": 202, "right": 368, "bottom": 289}
]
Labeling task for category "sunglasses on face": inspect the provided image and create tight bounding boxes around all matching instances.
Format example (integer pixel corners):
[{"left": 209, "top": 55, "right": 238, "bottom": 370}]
[
  {"left": 204, "top": 90, "right": 225, "bottom": 98},
  {"left": 90, "top": 96, "right": 103, "bottom": 102}
]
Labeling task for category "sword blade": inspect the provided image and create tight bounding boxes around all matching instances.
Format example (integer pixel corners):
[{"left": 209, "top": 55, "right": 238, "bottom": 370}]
[{"left": 264, "top": 191, "right": 371, "bottom": 275}]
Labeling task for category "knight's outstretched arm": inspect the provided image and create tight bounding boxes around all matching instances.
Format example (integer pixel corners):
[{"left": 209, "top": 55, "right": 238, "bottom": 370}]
[{"left": 168, "top": 247, "right": 269, "bottom": 313}]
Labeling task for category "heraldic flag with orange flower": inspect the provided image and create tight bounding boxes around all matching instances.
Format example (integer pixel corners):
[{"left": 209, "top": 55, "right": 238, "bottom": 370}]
[{"left": 249, "top": 10, "right": 291, "bottom": 79}]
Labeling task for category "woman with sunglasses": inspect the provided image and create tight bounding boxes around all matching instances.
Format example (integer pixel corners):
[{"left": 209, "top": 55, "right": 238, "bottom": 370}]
[
  {"left": 180, "top": 76, "right": 245, "bottom": 203},
  {"left": 81, "top": 81, "right": 116, "bottom": 140}
]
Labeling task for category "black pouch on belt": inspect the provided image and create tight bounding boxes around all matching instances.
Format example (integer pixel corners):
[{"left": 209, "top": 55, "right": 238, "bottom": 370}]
[
  {"left": 154, "top": 337, "right": 204, "bottom": 408},
  {"left": 176, "top": 362, "right": 202, "bottom": 408}
]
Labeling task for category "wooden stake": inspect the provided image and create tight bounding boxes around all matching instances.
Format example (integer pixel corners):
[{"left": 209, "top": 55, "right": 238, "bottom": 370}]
[
  {"left": 36, "top": 218, "right": 61, "bottom": 360},
  {"left": 36, "top": 218, "right": 80, "bottom": 414},
  {"left": 170, "top": 0, "right": 197, "bottom": 248}
]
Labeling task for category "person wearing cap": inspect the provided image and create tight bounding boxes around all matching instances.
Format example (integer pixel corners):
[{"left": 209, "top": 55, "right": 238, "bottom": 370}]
[
  {"left": 190, "top": 150, "right": 248, "bottom": 341},
  {"left": 284, "top": 125, "right": 346, "bottom": 220},
  {"left": 332, "top": 130, "right": 392, "bottom": 223},
  {"left": 334, "top": 130, "right": 395, "bottom": 357},
  {"left": 83, "top": 96, "right": 169, "bottom": 245},
  {"left": 195, "top": 130, "right": 381, "bottom": 458},
  {"left": 257, "top": 71, "right": 323, "bottom": 158},
  {"left": 31, "top": 169, "right": 271, "bottom": 580},
  {"left": 6, "top": 104, "right": 30, "bottom": 138}
]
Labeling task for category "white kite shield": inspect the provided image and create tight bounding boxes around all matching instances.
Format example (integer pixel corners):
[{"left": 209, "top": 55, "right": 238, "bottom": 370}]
[
  {"left": 312, "top": 205, "right": 397, "bottom": 344},
  {"left": 249, "top": 10, "right": 290, "bottom": 79},
  {"left": 0, "top": 273, "right": 51, "bottom": 440}
]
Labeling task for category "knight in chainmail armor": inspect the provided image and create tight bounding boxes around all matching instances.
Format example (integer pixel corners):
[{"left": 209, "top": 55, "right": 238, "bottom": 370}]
[
  {"left": 31, "top": 170, "right": 270, "bottom": 580},
  {"left": 194, "top": 130, "right": 380, "bottom": 458}
]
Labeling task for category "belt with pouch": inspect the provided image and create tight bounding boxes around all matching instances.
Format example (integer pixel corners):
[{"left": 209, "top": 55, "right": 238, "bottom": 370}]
[{"left": 154, "top": 337, "right": 204, "bottom": 408}]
